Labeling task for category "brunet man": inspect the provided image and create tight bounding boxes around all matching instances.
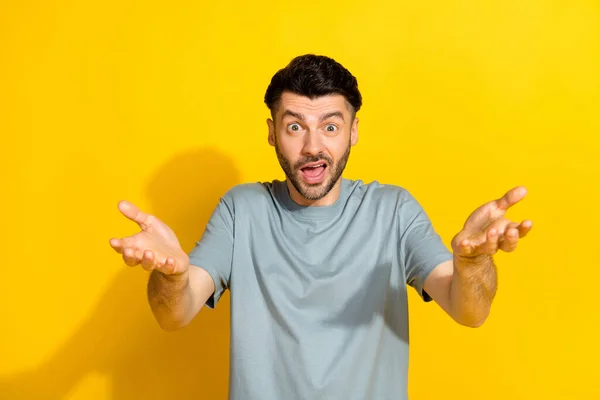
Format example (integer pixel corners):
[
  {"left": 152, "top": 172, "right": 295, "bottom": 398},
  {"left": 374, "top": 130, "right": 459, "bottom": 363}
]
[{"left": 110, "top": 54, "right": 532, "bottom": 399}]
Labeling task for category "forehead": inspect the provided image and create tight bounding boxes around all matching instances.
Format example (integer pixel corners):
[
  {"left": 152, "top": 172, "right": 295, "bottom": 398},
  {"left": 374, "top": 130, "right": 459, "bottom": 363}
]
[{"left": 276, "top": 92, "right": 350, "bottom": 119}]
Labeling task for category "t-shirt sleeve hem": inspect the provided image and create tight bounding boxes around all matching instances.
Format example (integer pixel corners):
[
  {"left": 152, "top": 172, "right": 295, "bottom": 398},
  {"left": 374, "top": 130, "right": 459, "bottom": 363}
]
[
  {"left": 189, "top": 261, "right": 226, "bottom": 309},
  {"left": 416, "top": 253, "right": 454, "bottom": 303}
]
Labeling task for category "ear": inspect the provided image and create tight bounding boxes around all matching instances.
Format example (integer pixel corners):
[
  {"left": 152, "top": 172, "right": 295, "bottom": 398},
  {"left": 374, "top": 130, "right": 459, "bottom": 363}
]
[
  {"left": 350, "top": 116, "right": 359, "bottom": 146},
  {"left": 267, "top": 118, "right": 275, "bottom": 146}
]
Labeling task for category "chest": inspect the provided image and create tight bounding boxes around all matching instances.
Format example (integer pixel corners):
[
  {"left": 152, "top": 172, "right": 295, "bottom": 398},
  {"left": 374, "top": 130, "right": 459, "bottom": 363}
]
[{"left": 231, "top": 209, "right": 403, "bottom": 320}]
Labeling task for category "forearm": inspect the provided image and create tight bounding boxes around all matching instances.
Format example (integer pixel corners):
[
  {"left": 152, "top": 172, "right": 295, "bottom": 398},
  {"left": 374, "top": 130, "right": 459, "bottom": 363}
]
[
  {"left": 450, "top": 254, "right": 497, "bottom": 327},
  {"left": 148, "top": 269, "right": 195, "bottom": 331}
]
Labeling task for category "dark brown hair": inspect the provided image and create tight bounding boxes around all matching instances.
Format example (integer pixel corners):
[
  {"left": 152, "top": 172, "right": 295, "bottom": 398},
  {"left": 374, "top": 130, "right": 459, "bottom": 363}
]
[{"left": 264, "top": 54, "right": 362, "bottom": 117}]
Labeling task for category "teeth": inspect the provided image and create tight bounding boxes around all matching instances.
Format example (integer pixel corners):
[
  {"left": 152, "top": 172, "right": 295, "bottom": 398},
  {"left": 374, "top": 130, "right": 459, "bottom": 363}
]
[{"left": 302, "top": 163, "right": 326, "bottom": 169}]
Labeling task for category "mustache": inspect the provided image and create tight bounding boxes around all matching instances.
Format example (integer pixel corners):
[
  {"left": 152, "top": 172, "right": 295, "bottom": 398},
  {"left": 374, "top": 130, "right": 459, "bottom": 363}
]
[{"left": 293, "top": 154, "right": 333, "bottom": 170}]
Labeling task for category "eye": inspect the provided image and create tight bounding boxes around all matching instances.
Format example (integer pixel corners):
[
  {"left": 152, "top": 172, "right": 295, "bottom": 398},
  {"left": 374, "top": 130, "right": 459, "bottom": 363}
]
[
  {"left": 325, "top": 124, "right": 338, "bottom": 133},
  {"left": 288, "top": 123, "right": 301, "bottom": 132}
]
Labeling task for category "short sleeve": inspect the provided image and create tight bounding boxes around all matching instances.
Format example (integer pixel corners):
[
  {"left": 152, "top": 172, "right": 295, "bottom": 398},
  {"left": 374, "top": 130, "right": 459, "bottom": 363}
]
[
  {"left": 188, "top": 195, "right": 234, "bottom": 309},
  {"left": 398, "top": 191, "right": 453, "bottom": 302}
]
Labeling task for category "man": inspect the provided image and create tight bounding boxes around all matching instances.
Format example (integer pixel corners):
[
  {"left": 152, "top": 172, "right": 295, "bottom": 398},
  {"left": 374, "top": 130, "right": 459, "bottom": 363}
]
[{"left": 109, "top": 54, "right": 532, "bottom": 399}]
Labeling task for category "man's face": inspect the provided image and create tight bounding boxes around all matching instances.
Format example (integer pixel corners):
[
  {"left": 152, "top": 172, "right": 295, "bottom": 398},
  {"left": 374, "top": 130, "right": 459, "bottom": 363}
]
[{"left": 267, "top": 92, "right": 359, "bottom": 203}]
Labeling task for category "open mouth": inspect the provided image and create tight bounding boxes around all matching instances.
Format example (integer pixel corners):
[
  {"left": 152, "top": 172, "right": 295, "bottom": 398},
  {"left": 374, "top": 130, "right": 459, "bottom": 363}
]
[{"left": 299, "top": 162, "right": 327, "bottom": 184}]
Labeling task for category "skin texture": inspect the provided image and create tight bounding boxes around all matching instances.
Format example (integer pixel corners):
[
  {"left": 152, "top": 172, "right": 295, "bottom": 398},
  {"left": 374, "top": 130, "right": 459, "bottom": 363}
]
[
  {"left": 109, "top": 91, "right": 533, "bottom": 331},
  {"left": 109, "top": 201, "right": 214, "bottom": 331},
  {"left": 267, "top": 92, "right": 359, "bottom": 206},
  {"left": 423, "top": 186, "right": 533, "bottom": 327}
]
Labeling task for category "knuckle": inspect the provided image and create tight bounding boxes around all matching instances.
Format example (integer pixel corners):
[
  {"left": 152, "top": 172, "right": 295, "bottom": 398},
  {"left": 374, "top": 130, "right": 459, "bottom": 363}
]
[{"left": 142, "top": 263, "right": 153, "bottom": 271}]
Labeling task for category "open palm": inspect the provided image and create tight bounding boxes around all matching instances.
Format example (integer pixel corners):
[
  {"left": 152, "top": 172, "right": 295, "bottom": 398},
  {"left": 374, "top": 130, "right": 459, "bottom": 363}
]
[
  {"left": 109, "top": 200, "right": 189, "bottom": 275},
  {"left": 451, "top": 186, "right": 533, "bottom": 258}
]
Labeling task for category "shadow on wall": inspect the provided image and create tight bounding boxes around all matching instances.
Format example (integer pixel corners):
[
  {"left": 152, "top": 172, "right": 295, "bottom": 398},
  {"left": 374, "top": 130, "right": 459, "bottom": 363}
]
[{"left": 1, "top": 147, "right": 241, "bottom": 400}]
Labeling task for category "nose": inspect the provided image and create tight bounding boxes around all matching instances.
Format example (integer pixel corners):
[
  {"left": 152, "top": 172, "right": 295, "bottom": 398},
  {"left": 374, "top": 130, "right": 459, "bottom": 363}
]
[{"left": 301, "top": 130, "right": 324, "bottom": 156}]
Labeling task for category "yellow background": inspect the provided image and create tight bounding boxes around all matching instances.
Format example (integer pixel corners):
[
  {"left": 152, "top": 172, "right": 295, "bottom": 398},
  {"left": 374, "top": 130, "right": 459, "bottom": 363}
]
[{"left": 1, "top": 0, "right": 599, "bottom": 399}]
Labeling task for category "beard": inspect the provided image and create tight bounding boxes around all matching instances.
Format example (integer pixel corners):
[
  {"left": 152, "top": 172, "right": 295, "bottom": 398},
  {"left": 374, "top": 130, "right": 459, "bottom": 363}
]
[{"left": 275, "top": 137, "right": 351, "bottom": 201}]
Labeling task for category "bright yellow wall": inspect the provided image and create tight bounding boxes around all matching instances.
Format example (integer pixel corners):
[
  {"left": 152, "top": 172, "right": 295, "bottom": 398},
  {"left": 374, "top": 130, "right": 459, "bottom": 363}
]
[{"left": 1, "top": 1, "right": 598, "bottom": 399}]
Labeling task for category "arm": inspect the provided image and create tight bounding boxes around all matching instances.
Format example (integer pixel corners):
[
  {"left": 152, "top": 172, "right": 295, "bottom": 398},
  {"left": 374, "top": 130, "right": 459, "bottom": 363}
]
[
  {"left": 109, "top": 200, "right": 220, "bottom": 331},
  {"left": 145, "top": 194, "right": 235, "bottom": 326},
  {"left": 148, "top": 265, "right": 216, "bottom": 331},
  {"left": 424, "top": 256, "right": 496, "bottom": 328},
  {"left": 423, "top": 186, "right": 532, "bottom": 327}
]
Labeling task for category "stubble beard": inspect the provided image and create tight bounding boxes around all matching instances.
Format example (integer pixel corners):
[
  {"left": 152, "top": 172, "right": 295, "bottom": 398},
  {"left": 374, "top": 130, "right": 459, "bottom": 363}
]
[{"left": 274, "top": 136, "right": 351, "bottom": 201}]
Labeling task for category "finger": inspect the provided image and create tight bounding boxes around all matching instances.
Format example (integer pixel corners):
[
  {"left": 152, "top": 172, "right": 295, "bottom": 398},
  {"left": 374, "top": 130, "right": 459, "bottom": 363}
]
[
  {"left": 159, "top": 257, "right": 177, "bottom": 275},
  {"left": 495, "top": 186, "right": 527, "bottom": 211},
  {"left": 470, "top": 218, "right": 506, "bottom": 247},
  {"left": 518, "top": 220, "right": 533, "bottom": 238},
  {"left": 459, "top": 227, "right": 499, "bottom": 257},
  {"left": 116, "top": 235, "right": 137, "bottom": 254},
  {"left": 117, "top": 200, "right": 151, "bottom": 229},
  {"left": 109, "top": 238, "right": 123, "bottom": 254},
  {"left": 141, "top": 250, "right": 156, "bottom": 271},
  {"left": 485, "top": 219, "right": 514, "bottom": 237},
  {"left": 123, "top": 248, "right": 141, "bottom": 267},
  {"left": 458, "top": 238, "right": 475, "bottom": 256},
  {"left": 498, "top": 227, "right": 519, "bottom": 252},
  {"left": 483, "top": 227, "right": 500, "bottom": 254},
  {"left": 502, "top": 221, "right": 519, "bottom": 235},
  {"left": 495, "top": 221, "right": 516, "bottom": 243}
]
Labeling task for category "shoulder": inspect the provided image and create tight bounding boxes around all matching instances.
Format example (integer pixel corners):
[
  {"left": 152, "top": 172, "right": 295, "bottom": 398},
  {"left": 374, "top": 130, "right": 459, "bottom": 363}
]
[
  {"left": 346, "top": 179, "right": 425, "bottom": 216},
  {"left": 346, "top": 179, "right": 413, "bottom": 204},
  {"left": 220, "top": 180, "right": 281, "bottom": 207}
]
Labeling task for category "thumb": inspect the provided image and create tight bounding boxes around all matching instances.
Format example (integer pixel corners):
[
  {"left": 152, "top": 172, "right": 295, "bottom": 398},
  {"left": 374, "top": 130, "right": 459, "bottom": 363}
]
[
  {"left": 495, "top": 186, "right": 527, "bottom": 211},
  {"left": 117, "top": 200, "right": 150, "bottom": 228}
]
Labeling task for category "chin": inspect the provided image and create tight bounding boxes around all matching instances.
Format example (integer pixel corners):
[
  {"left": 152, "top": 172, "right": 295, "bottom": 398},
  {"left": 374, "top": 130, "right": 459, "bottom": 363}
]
[
  {"left": 300, "top": 188, "right": 328, "bottom": 201},
  {"left": 296, "top": 176, "right": 334, "bottom": 201}
]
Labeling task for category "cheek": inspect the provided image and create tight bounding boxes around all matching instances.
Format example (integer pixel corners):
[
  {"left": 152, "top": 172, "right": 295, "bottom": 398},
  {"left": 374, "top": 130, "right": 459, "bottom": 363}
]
[
  {"left": 277, "top": 135, "right": 301, "bottom": 156},
  {"left": 327, "top": 138, "right": 350, "bottom": 158}
]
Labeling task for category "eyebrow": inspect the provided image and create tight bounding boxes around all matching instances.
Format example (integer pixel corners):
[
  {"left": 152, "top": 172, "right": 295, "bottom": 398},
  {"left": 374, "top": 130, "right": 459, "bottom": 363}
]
[
  {"left": 281, "top": 110, "right": 305, "bottom": 121},
  {"left": 320, "top": 111, "right": 345, "bottom": 122},
  {"left": 281, "top": 110, "right": 345, "bottom": 123}
]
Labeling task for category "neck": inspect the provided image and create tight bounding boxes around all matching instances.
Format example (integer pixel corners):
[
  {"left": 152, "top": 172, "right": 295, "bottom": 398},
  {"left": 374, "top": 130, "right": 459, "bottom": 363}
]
[{"left": 286, "top": 178, "right": 343, "bottom": 207}]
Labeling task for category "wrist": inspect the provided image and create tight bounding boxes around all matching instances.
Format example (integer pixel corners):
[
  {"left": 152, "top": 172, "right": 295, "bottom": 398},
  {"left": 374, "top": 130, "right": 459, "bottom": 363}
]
[
  {"left": 453, "top": 253, "right": 494, "bottom": 274},
  {"left": 454, "top": 252, "right": 491, "bottom": 263},
  {"left": 156, "top": 266, "right": 189, "bottom": 284}
]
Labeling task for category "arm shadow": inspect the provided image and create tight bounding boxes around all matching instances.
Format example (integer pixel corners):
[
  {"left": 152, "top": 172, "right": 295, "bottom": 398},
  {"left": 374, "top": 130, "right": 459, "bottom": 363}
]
[{"left": 0, "top": 147, "right": 240, "bottom": 400}]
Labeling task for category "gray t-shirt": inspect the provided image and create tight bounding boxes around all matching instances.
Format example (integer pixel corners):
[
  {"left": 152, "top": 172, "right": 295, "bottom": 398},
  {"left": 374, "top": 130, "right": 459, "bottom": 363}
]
[{"left": 188, "top": 178, "right": 452, "bottom": 400}]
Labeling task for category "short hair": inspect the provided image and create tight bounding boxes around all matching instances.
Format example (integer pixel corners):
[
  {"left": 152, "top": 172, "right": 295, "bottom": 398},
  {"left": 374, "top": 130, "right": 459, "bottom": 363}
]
[{"left": 264, "top": 54, "right": 362, "bottom": 118}]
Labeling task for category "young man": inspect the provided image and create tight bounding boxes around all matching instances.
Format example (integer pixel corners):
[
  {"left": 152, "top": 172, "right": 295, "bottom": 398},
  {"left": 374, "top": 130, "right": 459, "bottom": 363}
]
[{"left": 109, "top": 54, "right": 532, "bottom": 399}]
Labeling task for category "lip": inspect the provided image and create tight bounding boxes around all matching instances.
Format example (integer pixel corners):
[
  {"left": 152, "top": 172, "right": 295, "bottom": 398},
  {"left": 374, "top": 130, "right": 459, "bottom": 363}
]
[
  {"left": 300, "top": 161, "right": 328, "bottom": 169},
  {"left": 299, "top": 162, "right": 328, "bottom": 184}
]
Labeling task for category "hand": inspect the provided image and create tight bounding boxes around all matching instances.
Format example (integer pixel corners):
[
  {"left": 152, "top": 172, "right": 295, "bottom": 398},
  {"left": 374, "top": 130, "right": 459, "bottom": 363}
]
[
  {"left": 451, "top": 186, "right": 533, "bottom": 258},
  {"left": 109, "top": 200, "right": 190, "bottom": 275}
]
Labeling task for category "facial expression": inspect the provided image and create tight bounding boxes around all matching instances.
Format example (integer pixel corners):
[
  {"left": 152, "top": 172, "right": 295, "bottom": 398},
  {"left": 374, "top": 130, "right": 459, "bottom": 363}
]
[{"left": 267, "top": 92, "right": 359, "bottom": 206}]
